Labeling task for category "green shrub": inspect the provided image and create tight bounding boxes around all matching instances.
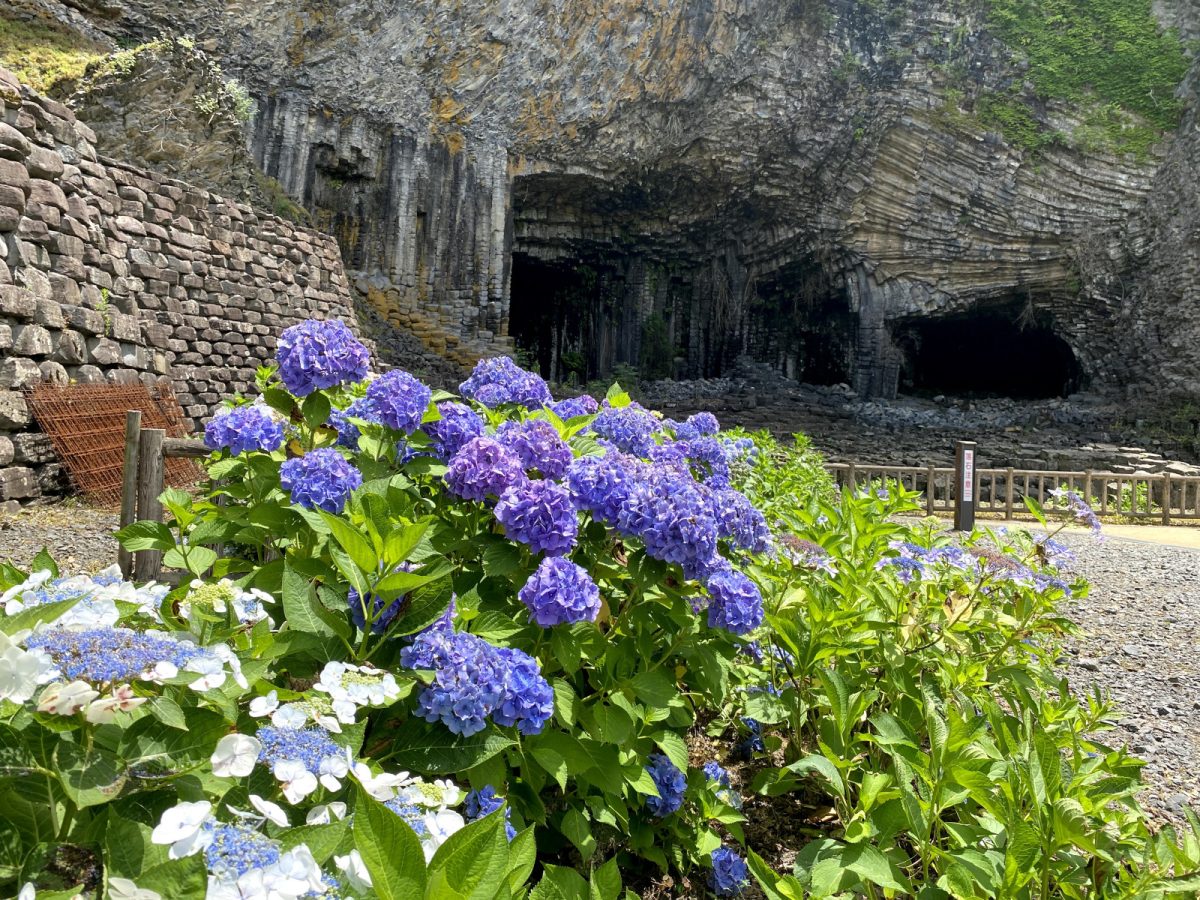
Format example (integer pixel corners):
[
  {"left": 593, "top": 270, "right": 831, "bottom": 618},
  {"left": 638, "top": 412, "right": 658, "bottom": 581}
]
[{"left": 728, "top": 484, "right": 1200, "bottom": 898}]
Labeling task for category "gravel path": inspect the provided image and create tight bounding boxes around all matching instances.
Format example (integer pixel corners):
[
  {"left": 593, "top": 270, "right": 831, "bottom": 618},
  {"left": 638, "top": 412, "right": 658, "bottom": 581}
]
[
  {"left": 1056, "top": 530, "right": 1200, "bottom": 830},
  {"left": 1, "top": 502, "right": 1196, "bottom": 832},
  {"left": 0, "top": 502, "right": 119, "bottom": 573}
]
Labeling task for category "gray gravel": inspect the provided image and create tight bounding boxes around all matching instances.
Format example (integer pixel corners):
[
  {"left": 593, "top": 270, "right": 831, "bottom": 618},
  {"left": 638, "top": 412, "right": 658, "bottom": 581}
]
[
  {"left": 1056, "top": 530, "right": 1200, "bottom": 830},
  {"left": 0, "top": 502, "right": 119, "bottom": 573}
]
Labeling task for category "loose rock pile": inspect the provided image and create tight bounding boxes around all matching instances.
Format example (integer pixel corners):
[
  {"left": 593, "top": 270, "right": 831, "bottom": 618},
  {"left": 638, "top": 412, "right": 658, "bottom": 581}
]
[{"left": 639, "top": 362, "right": 1200, "bottom": 476}]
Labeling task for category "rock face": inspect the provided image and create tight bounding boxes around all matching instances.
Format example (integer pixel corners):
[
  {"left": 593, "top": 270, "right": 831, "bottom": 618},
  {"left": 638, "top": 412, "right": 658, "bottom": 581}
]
[
  {"left": 22, "top": 0, "right": 1200, "bottom": 401},
  {"left": 0, "top": 65, "right": 357, "bottom": 504}
]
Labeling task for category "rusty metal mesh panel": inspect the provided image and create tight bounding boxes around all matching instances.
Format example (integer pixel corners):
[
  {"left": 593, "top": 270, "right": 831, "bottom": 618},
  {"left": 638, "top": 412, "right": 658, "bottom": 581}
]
[{"left": 27, "top": 382, "right": 202, "bottom": 506}]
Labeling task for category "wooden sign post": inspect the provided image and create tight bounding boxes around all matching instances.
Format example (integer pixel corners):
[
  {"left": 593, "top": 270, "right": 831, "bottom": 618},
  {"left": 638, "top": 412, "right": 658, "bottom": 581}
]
[{"left": 954, "top": 440, "right": 977, "bottom": 532}]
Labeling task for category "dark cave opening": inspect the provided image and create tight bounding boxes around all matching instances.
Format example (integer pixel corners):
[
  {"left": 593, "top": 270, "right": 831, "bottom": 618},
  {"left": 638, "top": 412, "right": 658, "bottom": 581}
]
[
  {"left": 508, "top": 252, "right": 596, "bottom": 383},
  {"left": 892, "top": 306, "right": 1083, "bottom": 399},
  {"left": 751, "top": 259, "right": 857, "bottom": 385}
]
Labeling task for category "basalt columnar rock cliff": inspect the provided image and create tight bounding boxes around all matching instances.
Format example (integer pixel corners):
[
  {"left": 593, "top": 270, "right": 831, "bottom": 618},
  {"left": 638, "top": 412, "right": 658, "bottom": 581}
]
[{"left": 7, "top": 0, "right": 1200, "bottom": 402}]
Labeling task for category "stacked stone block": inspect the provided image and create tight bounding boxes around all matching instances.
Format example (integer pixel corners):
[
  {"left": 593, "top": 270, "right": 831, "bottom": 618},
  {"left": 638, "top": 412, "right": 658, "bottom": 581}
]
[{"left": 0, "top": 66, "right": 359, "bottom": 506}]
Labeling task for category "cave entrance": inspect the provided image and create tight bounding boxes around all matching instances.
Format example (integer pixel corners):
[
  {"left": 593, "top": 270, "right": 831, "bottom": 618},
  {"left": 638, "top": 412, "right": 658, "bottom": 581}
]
[
  {"left": 892, "top": 304, "right": 1083, "bottom": 399},
  {"left": 751, "top": 259, "right": 856, "bottom": 385},
  {"left": 508, "top": 252, "right": 597, "bottom": 383}
]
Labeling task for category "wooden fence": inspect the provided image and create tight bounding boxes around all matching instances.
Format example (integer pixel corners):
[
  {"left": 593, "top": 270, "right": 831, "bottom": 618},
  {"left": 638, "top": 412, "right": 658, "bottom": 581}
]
[
  {"left": 826, "top": 461, "right": 1200, "bottom": 525},
  {"left": 118, "top": 410, "right": 208, "bottom": 581}
]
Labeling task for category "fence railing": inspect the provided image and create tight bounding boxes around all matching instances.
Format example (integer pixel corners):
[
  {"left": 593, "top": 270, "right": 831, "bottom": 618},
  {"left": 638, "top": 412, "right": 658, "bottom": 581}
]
[{"left": 827, "top": 459, "right": 1200, "bottom": 525}]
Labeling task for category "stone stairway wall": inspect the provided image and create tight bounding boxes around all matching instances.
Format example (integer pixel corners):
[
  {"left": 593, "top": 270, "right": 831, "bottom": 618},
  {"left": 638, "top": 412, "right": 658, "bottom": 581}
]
[{"left": 0, "top": 66, "right": 358, "bottom": 506}]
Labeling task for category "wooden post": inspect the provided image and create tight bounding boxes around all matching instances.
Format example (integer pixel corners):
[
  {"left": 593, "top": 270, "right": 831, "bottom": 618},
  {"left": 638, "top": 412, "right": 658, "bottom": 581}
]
[
  {"left": 847, "top": 463, "right": 857, "bottom": 494},
  {"left": 1162, "top": 473, "right": 1172, "bottom": 525},
  {"left": 1005, "top": 467, "right": 1014, "bottom": 518},
  {"left": 1083, "top": 470, "right": 1093, "bottom": 507},
  {"left": 134, "top": 428, "right": 166, "bottom": 582},
  {"left": 953, "top": 441, "right": 977, "bottom": 532},
  {"left": 117, "top": 410, "right": 142, "bottom": 579},
  {"left": 925, "top": 465, "right": 935, "bottom": 516}
]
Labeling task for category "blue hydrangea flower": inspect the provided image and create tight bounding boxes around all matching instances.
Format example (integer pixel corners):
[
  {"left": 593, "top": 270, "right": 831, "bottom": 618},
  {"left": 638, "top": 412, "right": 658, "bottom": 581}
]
[
  {"left": 705, "top": 570, "right": 764, "bottom": 635},
  {"left": 617, "top": 471, "right": 719, "bottom": 578},
  {"left": 205, "top": 823, "right": 280, "bottom": 879},
  {"left": 26, "top": 627, "right": 207, "bottom": 682},
  {"left": 590, "top": 405, "right": 661, "bottom": 457},
  {"left": 365, "top": 369, "right": 432, "bottom": 434},
  {"left": 712, "top": 489, "right": 772, "bottom": 553},
  {"left": 550, "top": 395, "right": 599, "bottom": 420},
  {"left": 204, "top": 405, "right": 285, "bottom": 456},
  {"left": 710, "top": 847, "right": 749, "bottom": 896},
  {"left": 518, "top": 557, "right": 601, "bottom": 626},
  {"left": 492, "top": 647, "right": 554, "bottom": 735},
  {"left": 423, "top": 402, "right": 485, "bottom": 460},
  {"left": 732, "top": 717, "right": 765, "bottom": 761},
  {"left": 495, "top": 480, "right": 579, "bottom": 556},
  {"left": 703, "top": 761, "right": 731, "bottom": 787},
  {"left": 687, "top": 412, "right": 720, "bottom": 436},
  {"left": 276, "top": 319, "right": 370, "bottom": 396},
  {"left": 567, "top": 452, "right": 640, "bottom": 523},
  {"left": 684, "top": 437, "right": 732, "bottom": 487},
  {"left": 644, "top": 753, "right": 686, "bottom": 817},
  {"left": 348, "top": 590, "right": 405, "bottom": 634},
  {"left": 280, "top": 449, "right": 362, "bottom": 514},
  {"left": 385, "top": 800, "right": 430, "bottom": 836},
  {"left": 256, "top": 724, "right": 344, "bottom": 773},
  {"left": 400, "top": 627, "right": 552, "bottom": 736},
  {"left": 465, "top": 786, "right": 516, "bottom": 841},
  {"left": 1048, "top": 487, "right": 1102, "bottom": 535},
  {"left": 460, "top": 357, "right": 552, "bottom": 409},
  {"left": 328, "top": 397, "right": 381, "bottom": 449},
  {"left": 445, "top": 437, "right": 527, "bottom": 502},
  {"left": 497, "top": 419, "right": 573, "bottom": 480}
]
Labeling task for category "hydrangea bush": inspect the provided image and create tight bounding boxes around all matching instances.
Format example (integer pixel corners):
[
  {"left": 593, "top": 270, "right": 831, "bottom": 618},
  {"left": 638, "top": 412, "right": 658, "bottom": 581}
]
[{"left": 4, "top": 317, "right": 1198, "bottom": 898}]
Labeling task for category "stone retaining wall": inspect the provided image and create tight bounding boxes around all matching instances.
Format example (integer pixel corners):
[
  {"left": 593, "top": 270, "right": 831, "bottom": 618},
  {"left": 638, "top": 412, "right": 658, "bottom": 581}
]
[{"left": 0, "top": 66, "right": 358, "bottom": 507}]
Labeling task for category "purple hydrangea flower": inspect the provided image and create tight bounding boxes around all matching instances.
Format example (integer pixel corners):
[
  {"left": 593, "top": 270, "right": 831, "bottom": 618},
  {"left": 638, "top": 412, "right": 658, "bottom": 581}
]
[
  {"left": 276, "top": 319, "right": 370, "bottom": 396},
  {"left": 590, "top": 405, "right": 661, "bottom": 457},
  {"left": 328, "top": 397, "right": 381, "bottom": 449},
  {"left": 204, "top": 405, "right": 285, "bottom": 456},
  {"left": 567, "top": 452, "right": 641, "bottom": 523},
  {"left": 280, "top": 448, "right": 362, "bottom": 514},
  {"left": 465, "top": 786, "right": 516, "bottom": 841},
  {"left": 445, "top": 437, "right": 527, "bottom": 502},
  {"left": 705, "top": 570, "right": 764, "bottom": 635},
  {"left": 644, "top": 753, "right": 686, "bottom": 817},
  {"left": 497, "top": 419, "right": 573, "bottom": 480},
  {"left": 422, "top": 402, "right": 485, "bottom": 460},
  {"left": 495, "top": 480, "right": 579, "bottom": 556},
  {"left": 365, "top": 369, "right": 432, "bottom": 434},
  {"left": 550, "top": 395, "right": 599, "bottom": 420},
  {"left": 460, "top": 357, "right": 552, "bottom": 409},
  {"left": 710, "top": 848, "right": 749, "bottom": 896},
  {"left": 518, "top": 557, "right": 601, "bottom": 626},
  {"left": 1048, "top": 487, "right": 1103, "bottom": 535}
]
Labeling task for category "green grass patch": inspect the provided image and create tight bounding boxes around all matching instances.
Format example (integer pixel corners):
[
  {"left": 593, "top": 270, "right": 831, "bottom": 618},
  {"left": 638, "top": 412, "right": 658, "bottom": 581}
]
[
  {"left": 983, "top": 0, "right": 1189, "bottom": 155},
  {"left": 0, "top": 12, "right": 105, "bottom": 94}
]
